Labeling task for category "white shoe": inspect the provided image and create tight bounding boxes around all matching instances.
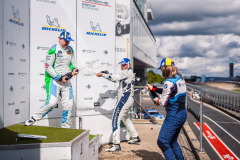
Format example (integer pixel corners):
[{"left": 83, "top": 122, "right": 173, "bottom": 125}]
[
  {"left": 128, "top": 136, "right": 141, "bottom": 144},
  {"left": 105, "top": 144, "right": 121, "bottom": 152},
  {"left": 25, "top": 117, "right": 36, "bottom": 126}
]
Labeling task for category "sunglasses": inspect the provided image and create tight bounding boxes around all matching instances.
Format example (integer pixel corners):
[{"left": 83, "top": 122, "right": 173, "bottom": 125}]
[{"left": 121, "top": 64, "right": 127, "bottom": 67}]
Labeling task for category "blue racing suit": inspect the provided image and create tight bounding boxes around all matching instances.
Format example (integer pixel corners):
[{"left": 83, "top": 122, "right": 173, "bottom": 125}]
[
  {"left": 154, "top": 74, "right": 187, "bottom": 160},
  {"left": 102, "top": 68, "right": 139, "bottom": 144}
]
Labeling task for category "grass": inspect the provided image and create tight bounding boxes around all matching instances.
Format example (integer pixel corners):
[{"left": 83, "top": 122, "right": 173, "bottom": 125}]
[
  {"left": 0, "top": 124, "right": 85, "bottom": 145},
  {"left": 234, "top": 90, "right": 240, "bottom": 92},
  {"left": 89, "top": 134, "right": 95, "bottom": 141}
]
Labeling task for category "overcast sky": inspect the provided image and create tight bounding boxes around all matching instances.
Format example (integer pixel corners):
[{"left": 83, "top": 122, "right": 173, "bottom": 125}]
[{"left": 148, "top": 0, "right": 240, "bottom": 77}]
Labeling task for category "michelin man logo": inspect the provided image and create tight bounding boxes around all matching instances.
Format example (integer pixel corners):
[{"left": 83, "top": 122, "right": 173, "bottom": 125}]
[
  {"left": 162, "top": 62, "right": 165, "bottom": 66},
  {"left": 90, "top": 21, "right": 102, "bottom": 32},
  {"left": 60, "top": 35, "right": 64, "bottom": 38},
  {"left": 46, "top": 15, "right": 60, "bottom": 27},
  {"left": 12, "top": 6, "right": 20, "bottom": 20}
]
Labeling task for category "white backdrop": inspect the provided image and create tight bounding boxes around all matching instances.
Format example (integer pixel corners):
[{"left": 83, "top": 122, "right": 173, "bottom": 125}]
[
  {"left": 30, "top": 0, "right": 77, "bottom": 119},
  {"left": 77, "top": 0, "right": 116, "bottom": 116},
  {"left": 0, "top": 0, "right": 3, "bottom": 128},
  {"left": 3, "top": 0, "right": 30, "bottom": 127}
]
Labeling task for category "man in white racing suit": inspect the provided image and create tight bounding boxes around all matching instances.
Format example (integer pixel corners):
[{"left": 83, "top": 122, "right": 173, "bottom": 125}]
[
  {"left": 96, "top": 58, "right": 140, "bottom": 152},
  {"left": 25, "top": 31, "right": 78, "bottom": 128}
]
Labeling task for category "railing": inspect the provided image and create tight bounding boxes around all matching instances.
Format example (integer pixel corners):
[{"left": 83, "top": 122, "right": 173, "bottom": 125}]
[
  {"left": 187, "top": 83, "right": 240, "bottom": 118},
  {"left": 133, "top": 86, "right": 145, "bottom": 119}
]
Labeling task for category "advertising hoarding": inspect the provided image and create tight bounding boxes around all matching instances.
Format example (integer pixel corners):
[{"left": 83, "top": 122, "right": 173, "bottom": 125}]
[
  {"left": 76, "top": 0, "right": 116, "bottom": 116},
  {"left": 0, "top": 0, "right": 3, "bottom": 128},
  {"left": 30, "top": 0, "right": 77, "bottom": 119},
  {"left": 3, "top": 0, "right": 30, "bottom": 127}
]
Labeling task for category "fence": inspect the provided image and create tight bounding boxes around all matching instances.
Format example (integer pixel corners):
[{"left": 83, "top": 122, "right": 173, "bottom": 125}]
[{"left": 187, "top": 83, "right": 240, "bottom": 118}]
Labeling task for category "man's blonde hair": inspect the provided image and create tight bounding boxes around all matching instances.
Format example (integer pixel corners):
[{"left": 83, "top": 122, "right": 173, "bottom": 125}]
[{"left": 161, "top": 61, "right": 183, "bottom": 80}]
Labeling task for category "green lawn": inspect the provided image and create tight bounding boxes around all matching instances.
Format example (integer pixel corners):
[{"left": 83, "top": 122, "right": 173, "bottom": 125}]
[
  {"left": 0, "top": 124, "right": 92, "bottom": 145},
  {"left": 234, "top": 90, "right": 240, "bottom": 92}
]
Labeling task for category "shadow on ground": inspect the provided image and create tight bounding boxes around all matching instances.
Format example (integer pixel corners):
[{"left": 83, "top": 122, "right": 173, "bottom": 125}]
[{"left": 131, "top": 149, "right": 165, "bottom": 160}]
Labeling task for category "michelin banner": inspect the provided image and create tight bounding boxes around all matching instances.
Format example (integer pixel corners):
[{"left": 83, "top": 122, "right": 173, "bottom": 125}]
[
  {"left": 3, "top": 0, "right": 30, "bottom": 127},
  {"left": 77, "top": 0, "right": 116, "bottom": 116},
  {"left": 30, "top": 0, "right": 77, "bottom": 119}
]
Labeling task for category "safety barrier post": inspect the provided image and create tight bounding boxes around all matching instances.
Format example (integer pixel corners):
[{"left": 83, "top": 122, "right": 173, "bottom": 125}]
[{"left": 199, "top": 92, "right": 204, "bottom": 153}]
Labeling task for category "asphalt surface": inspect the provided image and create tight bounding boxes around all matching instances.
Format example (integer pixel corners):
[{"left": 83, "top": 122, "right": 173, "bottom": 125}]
[{"left": 187, "top": 92, "right": 240, "bottom": 160}]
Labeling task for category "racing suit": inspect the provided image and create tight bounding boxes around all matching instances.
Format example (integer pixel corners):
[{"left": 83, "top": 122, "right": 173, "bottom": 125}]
[
  {"left": 32, "top": 43, "right": 76, "bottom": 128},
  {"left": 102, "top": 68, "right": 138, "bottom": 144},
  {"left": 154, "top": 74, "right": 187, "bottom": 160}
]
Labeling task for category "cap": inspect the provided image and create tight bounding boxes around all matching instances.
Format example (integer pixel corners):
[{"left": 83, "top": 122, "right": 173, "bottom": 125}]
[
  {"left": 119, "top": 58, "right": 131, "bottom": 65},
  {"left": 157, "top": 58, "right": 174, "bottom": 70},
  {"left": 58, "top": 31, "right": 74, "bottom": 42}
]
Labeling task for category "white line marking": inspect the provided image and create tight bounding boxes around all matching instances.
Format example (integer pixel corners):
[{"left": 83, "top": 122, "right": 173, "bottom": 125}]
[
  {"left": 204, "top": 115, "right": 240, "bottom": 145},
  {"left": 187, "top": 91, "right": 240, "bottom": 123}
]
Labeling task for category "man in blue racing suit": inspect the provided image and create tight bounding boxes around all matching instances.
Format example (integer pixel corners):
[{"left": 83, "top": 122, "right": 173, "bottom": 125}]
[
  {"left": 96, "top": 58, "right": 140, "bottom": 152},
  {"left": 146, "top": 58, "right": 187, "bottom": 160}
]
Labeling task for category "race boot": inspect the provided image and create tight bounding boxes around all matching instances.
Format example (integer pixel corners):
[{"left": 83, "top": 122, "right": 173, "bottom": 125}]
[
  {"left": 25, "top": 117, "right": 36, "bottom": 126},
  {"left": 128, "top": 136, "right": 141, "bottom": 144},
  {"left": 105, "top": 144, "right": 121, "bottom": 152}
]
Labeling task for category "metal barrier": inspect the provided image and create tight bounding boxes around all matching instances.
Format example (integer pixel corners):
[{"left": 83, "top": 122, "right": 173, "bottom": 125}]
[{"left": 187, "top": 83, "right": 240, "bottom": 118}]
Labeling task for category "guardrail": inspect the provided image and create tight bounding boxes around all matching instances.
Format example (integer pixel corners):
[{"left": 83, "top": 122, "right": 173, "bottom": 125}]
[{"left": 187, "top": 83, "right": 240, "bottom": 118}]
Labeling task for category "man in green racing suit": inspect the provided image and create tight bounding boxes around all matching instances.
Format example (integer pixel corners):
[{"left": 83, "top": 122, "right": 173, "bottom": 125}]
[{"left": 25, "top": 31, "right": 78, "bottom": 128}]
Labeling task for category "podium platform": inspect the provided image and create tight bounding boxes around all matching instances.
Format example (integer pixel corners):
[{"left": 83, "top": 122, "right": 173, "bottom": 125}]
[{"left": 0, "top": 124, "right": 99, "bottom": 160}]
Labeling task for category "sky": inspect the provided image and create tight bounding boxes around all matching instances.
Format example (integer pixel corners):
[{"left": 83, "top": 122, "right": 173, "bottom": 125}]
[{"left": 148, "top": 0, "right": 240, "bottom": 77}]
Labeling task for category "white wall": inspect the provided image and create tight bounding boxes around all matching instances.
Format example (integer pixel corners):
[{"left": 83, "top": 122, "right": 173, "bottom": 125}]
[
  {"left": 3, "top": 0, "right": 30, "bottom": 127},
  {"left": 0, "top": 0, "right": 4, "bottom": 128},
  {"left": 76, "top": 0, "right": 116, "bottom": 116},
  {"left": 30, "top": 0, "right": 77, "bottom": 119}
]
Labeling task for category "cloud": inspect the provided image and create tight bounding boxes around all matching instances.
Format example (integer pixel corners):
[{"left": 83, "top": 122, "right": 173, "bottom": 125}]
[
  {"left": 156, "top": 34, "right": 240, "bottom": 58},
  {"left": 148, "top": 0, "right": 240, "bottom": 36},
  {"left": 207, "top": 66, "right": 227, "bottom": 73},
  {"left": 147, "top": 0, "right": 240, "bottom": 77}
]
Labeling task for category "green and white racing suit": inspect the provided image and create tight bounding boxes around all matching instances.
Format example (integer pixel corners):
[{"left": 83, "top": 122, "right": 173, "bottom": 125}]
[{"left": 32, "top": 43, "right": 76, "bottom": 128}]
